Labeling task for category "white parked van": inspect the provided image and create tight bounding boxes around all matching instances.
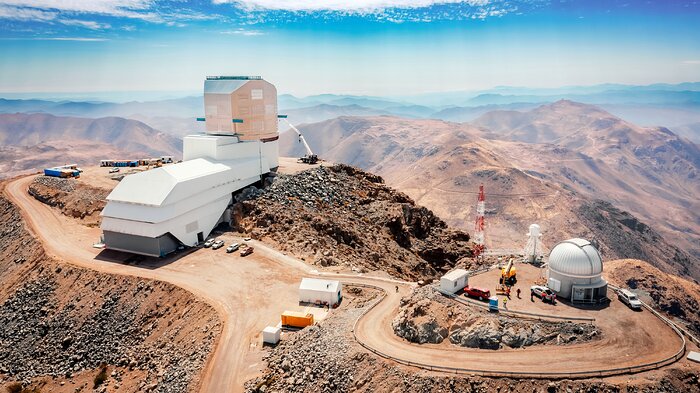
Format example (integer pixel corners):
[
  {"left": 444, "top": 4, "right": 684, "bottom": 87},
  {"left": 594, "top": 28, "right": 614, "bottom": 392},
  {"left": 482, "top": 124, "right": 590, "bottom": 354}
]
[{"left": 618, "top": 289, "right": 643, "bottom": 310}]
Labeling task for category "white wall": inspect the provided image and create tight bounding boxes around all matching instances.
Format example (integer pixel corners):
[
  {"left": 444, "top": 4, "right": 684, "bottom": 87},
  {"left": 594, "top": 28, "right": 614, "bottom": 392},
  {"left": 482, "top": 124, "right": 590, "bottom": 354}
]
[
  {"left": 299, "top": 288, "right": 341, "bottom": 306},
  {"left": 440, "top": 274, "right": 468, "bottom": 294}
]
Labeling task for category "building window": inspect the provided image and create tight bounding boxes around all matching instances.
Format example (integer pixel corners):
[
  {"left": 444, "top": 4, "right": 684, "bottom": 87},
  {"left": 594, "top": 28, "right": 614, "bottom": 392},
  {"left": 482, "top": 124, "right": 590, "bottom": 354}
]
[{"left": 251, "top": 89, "right": 263, "bottom": 100}]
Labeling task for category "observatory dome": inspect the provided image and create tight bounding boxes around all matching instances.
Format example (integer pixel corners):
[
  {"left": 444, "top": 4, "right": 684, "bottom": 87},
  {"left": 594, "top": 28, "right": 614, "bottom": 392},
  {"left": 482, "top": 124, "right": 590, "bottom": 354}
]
[{"left": 548, "top": 238, "right": 602, "bottom": 278}]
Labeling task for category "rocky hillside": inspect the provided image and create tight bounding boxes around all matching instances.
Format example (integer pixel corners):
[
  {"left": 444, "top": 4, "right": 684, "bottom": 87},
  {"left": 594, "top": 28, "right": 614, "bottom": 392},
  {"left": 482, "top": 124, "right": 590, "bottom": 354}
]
[
  {"left": 279, "top": 105, "right": 700, "bottom": 279},
  {"left": 28, "top": 176, "right": 108, "bottom": 227},
  {"left": 232, "top": 164, "right": 475, "bottom": 281},
  {"left": 580, "top": 201, "right": 696, "bottom": 279},
  {"left": 605, "top": 259, "right": 700, "bottom": 337},
  {"left": 392, "top": 286, "right": 599, "bottom": 350},
  {"left": 0, "top": 185, "right": 221, "bottom": 393}
]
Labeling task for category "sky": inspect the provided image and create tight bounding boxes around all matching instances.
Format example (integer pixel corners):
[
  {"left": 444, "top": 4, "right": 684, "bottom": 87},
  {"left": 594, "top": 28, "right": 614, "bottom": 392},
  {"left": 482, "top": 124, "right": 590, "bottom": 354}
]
[{"left": 0, "top": 0, "right": 699, "bottom": 97}]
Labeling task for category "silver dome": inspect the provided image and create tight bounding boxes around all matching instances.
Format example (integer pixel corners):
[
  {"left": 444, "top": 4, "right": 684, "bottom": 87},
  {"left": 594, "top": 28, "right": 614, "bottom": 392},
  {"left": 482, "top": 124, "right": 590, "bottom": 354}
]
[{"left": 548, "top": 238, "right": 603, "bottom": 278}]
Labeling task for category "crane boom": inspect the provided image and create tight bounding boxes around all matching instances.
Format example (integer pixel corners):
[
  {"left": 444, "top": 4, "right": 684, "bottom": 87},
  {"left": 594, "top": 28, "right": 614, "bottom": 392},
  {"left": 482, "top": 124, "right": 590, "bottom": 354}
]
[{"left": 282, "top": 119, "right": 314, "bottom": 157}]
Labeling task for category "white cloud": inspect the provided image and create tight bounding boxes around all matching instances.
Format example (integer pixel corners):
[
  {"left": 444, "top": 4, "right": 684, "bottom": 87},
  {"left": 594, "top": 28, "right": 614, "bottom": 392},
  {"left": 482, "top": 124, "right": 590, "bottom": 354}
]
[
  {"left": 60, "top": 19, "right": 111, "bottom": 29},
  {"left": 214, "top": 0, "right": 490, "bottom": 12},
  {"left": 0, "top": 4, "right": 56, "bottom": 21},
  {"left": 0, "top": 0, "right": 160, "bottom": 21},
  {"left": 220, "top": 28, "right": 264, "bottom": 35},
  {"left": 682, "top": 60, "right": 700, "bottom": 65},
  {"left": 35, "top": 37, "right": 108, "bottom": 41}
]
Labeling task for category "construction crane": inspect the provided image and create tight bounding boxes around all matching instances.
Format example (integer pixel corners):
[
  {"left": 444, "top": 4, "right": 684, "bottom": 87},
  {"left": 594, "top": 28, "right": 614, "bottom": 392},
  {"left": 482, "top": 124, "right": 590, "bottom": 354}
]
[
  {"left": 499, "top": 257, "right": 517, "bottom": 287},
  {"left": 279, "top": 117, "right": 318, "bottom": 164}
]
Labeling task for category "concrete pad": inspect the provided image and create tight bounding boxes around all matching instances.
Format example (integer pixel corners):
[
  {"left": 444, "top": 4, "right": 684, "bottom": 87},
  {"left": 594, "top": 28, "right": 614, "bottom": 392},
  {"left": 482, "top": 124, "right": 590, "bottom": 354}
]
[{"left": 687, "top": 351, "right": 700, "bottom": 363}]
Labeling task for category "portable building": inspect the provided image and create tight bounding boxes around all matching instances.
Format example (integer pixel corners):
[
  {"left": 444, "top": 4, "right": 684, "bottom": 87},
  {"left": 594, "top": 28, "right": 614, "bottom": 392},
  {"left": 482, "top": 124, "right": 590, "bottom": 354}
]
[
  {"left": 298, "top": 278, "right": 342, "bottom": 307},
  {"left": 281, "top": 311, "right": 314, "bottom": 328},
  {"left": 440, "top": 269, "right": 469, "bottom": 294},
  {"left": 44, "top": 168, "right": 62, "bottom": 177},
  {"left": 262, "top": 326, "right": 281, "bottom": 344}
]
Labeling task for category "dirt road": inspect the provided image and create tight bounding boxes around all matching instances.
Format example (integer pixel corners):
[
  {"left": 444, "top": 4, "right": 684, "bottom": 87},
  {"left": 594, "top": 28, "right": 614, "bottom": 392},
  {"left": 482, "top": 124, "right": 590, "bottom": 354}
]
[{"left": 5, "top": 174, "right": 686, "bottom": 390}]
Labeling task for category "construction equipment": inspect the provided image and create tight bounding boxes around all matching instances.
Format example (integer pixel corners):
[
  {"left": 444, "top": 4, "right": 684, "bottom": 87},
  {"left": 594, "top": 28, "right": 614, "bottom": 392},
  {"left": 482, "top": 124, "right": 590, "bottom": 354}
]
[
  {"left": 280, "top": 118, "right": 318, "bottom": 164},
  {"left": 499, "top": 257, "right": 517, "bottom": 287}
]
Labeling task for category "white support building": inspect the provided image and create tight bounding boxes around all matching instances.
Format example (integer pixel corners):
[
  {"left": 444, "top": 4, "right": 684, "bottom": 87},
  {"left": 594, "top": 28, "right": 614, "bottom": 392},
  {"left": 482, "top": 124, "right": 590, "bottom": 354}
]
[
  {"left": 298, "top": 278, "right": 342, "bottom": 307},
  {"left": 440, "top": 269, "right": 469, "bottom": 294},
  {"left": 101, "top": 76, "right": 279, "bottom": 257}
]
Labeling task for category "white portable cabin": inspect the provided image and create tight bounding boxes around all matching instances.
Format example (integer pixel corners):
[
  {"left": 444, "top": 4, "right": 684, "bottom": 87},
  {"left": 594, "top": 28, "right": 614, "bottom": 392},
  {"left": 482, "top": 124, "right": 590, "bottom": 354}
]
[
  {"left": 262, "top": 326, "right": 281, "bottom": 344},
  {"left": 298, "top": 278, "right": 342, "bottom": 307},
  {"left": 440, "top": 269, "right": 469, "bottom": 294}
]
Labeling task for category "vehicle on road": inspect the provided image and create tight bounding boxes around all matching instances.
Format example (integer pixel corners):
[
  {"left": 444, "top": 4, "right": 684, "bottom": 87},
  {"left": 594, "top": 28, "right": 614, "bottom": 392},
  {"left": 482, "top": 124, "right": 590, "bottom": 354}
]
[
  {"left": 203, "top": 239, "right": 215, "bottom": 248},
  {"left": 463, "top": 285, "right": 491, "bottom": 301},
  {"left": 618, "top": 289, "right": 643, "bottom": 310},
  {"left": 226, "top": 243, "right": 240, "bottom": 253},
  {"left": 243, "top": 237, "right": 252, "bottom": 241},
  {"left": 241, "top": 246, "right": 254, "bottom": 257},
  {"left": 212, "top": 240, "right": 225, "bottom": 250},
  {"left": 109, "top": 167, "right": 120, "bottom": 173},
  {"left": 531, "top": 285, "right": 556, "bottom": 303}
]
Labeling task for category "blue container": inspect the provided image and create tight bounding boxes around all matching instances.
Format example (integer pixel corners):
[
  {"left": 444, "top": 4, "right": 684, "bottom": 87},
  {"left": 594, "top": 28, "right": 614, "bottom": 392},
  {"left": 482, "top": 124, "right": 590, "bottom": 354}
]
[
  {"left": 488, "top": 296, "right": 499, "bottom": 312},
  {"left": 129, "top": 161, "right": 139, "bottom": 167},
  {"left": 44, "top": 168, "right": 62, "bottom": 177}
]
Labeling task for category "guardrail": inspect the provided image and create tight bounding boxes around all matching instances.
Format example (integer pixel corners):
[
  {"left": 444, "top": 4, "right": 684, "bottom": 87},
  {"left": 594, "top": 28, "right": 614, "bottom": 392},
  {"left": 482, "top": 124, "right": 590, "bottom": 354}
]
[
  {"left": 347, "top": 282, "right": 686, "bottom": 380},
  {"left": 435, "top": 286, "right": 596, "bottom": 323}
]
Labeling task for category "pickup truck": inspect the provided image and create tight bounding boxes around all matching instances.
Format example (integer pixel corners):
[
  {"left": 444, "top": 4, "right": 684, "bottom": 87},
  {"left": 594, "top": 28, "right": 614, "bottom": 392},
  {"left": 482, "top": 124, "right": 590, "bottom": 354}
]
[
  {"left": 203, "top": 239, "right": 215, "bottom": 248},
  {"left": 226, "top": 243, "right": 240, "bottom": 253},
  {"left": 240, "top": 246, "right": 254, "bottom": 257},
  {"left": 211, "top": 240, "right": 225, "bottom": 250},
  {"left": 463, "top": 285, "right": 491, "bottom": 301}
]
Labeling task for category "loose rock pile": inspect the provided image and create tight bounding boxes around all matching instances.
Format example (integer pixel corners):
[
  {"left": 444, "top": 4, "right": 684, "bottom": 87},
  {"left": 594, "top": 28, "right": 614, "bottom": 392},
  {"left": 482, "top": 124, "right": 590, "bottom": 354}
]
[
  {"left": 29, "top": 176, "right": 108, "bottom": 226},
  {"left": 392, "top": 286, "right": 600, "bottom": 349},
  {"left": 233, "top": 164, "right": 476, "bottom": 281},
  {"left": 0, "top": 267, "right": 220, "bottom": 393}
]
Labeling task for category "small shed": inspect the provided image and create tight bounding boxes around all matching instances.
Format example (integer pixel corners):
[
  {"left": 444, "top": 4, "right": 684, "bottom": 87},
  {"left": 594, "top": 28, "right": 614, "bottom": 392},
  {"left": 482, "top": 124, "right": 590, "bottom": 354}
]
[
  {"left": 440, "top": 269, "right": 469, "bottom": 294},
  {"left": 262, "top": 326, "right": 281, "bottom": 344},
  {"left": 299, "top": 278, "right": 342, "bottom": 307}
]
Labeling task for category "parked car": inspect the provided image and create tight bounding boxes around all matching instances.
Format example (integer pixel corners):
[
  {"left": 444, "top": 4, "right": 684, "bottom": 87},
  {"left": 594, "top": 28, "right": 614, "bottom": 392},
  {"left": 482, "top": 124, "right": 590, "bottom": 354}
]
[
  {"left": 531, "top": 285, "right": 556, "bottom": 303},
  {"left": 243, "top": 237, "right": 252, "bottom": 241},
  {"left": 203, "top": 239, "right": 215, "bottom": 248},
  {"left": 109, "top": 167, "right": 120, "bottom": 173},
  {"left": 226, "top": 243, "right": 240, "bottom": 253},
  {"left": 212, "top": 240, "right": 225, "bottom": 250},
  {"left": 463, "top": 285, "right": 491, "bottom": 301},
  {"left": 240, "top": 246, "right": 254, "bottom": 257},
  {"left": 618, "top": 289, "right": 643, "bottom": 310}
]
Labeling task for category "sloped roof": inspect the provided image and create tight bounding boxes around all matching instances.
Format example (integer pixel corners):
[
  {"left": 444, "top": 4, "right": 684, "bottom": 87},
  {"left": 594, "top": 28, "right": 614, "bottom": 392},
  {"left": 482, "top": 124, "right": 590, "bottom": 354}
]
[
  {"left": 106, "top": 158, "right": 237, "bottom": 206},
  {"left": 442, "top": 269, "right": 469, "bottom": 281},
  {"left": 204, "top": 79, "right": 249, "bottom": 94},
  {"left": 299, "top": 278, "right": 340, "bottom": 293}
]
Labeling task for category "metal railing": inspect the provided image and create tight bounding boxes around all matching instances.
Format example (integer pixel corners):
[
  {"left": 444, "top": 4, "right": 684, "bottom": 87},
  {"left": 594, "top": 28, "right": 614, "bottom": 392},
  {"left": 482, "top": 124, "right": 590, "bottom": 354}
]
[{"left": 348, "top": 283, "right": 686, "bottom": 380}]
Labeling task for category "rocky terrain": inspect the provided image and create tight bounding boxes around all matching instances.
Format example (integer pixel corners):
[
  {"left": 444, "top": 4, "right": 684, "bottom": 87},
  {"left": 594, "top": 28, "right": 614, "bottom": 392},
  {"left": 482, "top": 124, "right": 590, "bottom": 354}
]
[
  {"left": 605, "top": 259, "right": 700, "bottom": 337},
  {"left": 247, "top": 283, "right": 696, "bottom": 393},
  {"left": 392, "top": 286, "right": 599, "bottom": 349},
  {"left": 0, "top": 185, "right": 221, "bottom": 393},
  {"left": 231, "top": 164, "right": 476, "bottom": 281},
  {"left": 280, "top": 103, "right": 700, "bottom": 279},
  {"left": 28, "top": 176, "right": 109, "bottom": 227}
]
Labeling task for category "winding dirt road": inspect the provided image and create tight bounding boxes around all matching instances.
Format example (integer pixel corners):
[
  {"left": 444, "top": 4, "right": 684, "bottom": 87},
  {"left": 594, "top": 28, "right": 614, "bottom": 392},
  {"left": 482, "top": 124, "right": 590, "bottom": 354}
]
[{"left": 5, "top": 174, "right": 685, "bottom": 391}]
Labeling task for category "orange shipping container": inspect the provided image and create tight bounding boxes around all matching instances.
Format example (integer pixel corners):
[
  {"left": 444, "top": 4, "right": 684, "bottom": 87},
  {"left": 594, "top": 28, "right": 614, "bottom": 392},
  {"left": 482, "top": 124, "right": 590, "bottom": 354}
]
[{"left": 281, "top": 311, "right": 314, "bottom": 328}]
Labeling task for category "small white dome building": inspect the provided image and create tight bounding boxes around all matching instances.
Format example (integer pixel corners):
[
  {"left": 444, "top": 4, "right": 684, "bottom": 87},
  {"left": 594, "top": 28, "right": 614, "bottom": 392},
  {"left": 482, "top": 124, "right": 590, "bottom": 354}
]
[{"left": 547, "top": 238, "right": 608, "bottom": 303}]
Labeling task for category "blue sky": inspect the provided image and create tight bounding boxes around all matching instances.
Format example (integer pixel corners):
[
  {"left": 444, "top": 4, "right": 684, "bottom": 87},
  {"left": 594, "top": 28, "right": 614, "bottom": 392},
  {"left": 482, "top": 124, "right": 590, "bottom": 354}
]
[{"left": 0, "top": 0, "right": 699, "bottom": 97}]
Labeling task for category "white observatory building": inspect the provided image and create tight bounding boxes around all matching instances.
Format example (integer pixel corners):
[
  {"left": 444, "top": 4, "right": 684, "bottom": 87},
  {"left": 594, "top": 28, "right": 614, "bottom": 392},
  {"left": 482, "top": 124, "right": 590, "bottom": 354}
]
[
  {"left": 547, "top": 238, "right": 608, "bottom": 303},
  {"left": 100, "top": 76, "right": 279, "bottom": 257}
]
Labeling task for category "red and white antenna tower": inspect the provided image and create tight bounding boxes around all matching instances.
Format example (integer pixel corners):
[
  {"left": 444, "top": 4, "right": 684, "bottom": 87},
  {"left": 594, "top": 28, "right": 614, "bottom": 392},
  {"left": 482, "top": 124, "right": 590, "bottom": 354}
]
[{"left": 473, "top": 184, "right": 486, "bottom": 258}]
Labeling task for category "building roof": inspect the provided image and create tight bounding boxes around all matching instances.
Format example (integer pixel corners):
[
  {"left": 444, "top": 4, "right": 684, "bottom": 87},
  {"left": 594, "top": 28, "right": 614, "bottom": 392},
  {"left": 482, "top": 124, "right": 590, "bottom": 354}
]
[
  {"left": 204, "top": 79, "right": 250, "bottom": 94},
  {"left": 299, "top": 278, "right": 341, "bottom": 293},
  {"left": 442, "top": 269, "right": 469, "bottom": 281},
  {"left": 548, "top": 238, "right": 603, "bottom": 278},
  {"left": 106, "top": 157, "right": 252, "bottom": 207}
]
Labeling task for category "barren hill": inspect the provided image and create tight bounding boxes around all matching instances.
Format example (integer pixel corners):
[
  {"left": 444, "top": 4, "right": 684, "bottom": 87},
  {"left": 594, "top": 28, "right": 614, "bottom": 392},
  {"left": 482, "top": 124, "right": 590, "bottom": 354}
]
[
  {"left": 0, "top": 113, "right": 183, "bottom": 178},
  {"left": 280, "top": 111, "right": 699, "bottom": 279}
]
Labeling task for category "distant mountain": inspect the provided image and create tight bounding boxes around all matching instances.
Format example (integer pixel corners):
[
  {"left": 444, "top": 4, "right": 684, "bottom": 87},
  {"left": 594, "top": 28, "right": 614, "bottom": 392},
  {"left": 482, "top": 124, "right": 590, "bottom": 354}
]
[
  {"left": 282, "top": 104, "right": 391, "bottom": 126},
  {"left": 671, "top": 122, "right": 700, "bottom": 143},
  {"left": 0, "top": 113, "right": 182, "bottom": 157},
  {"left": 279, "top": 105, "right": 700, "bottom": 279},
  {"left": 0, "top": 97, "right": 202, "bottom": 119},
  {"left": 431, "top": 103, "right": 539, "bottom": 122},
  {"left": 464, "top": 90, "right": 700, "bottom": 107}
]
